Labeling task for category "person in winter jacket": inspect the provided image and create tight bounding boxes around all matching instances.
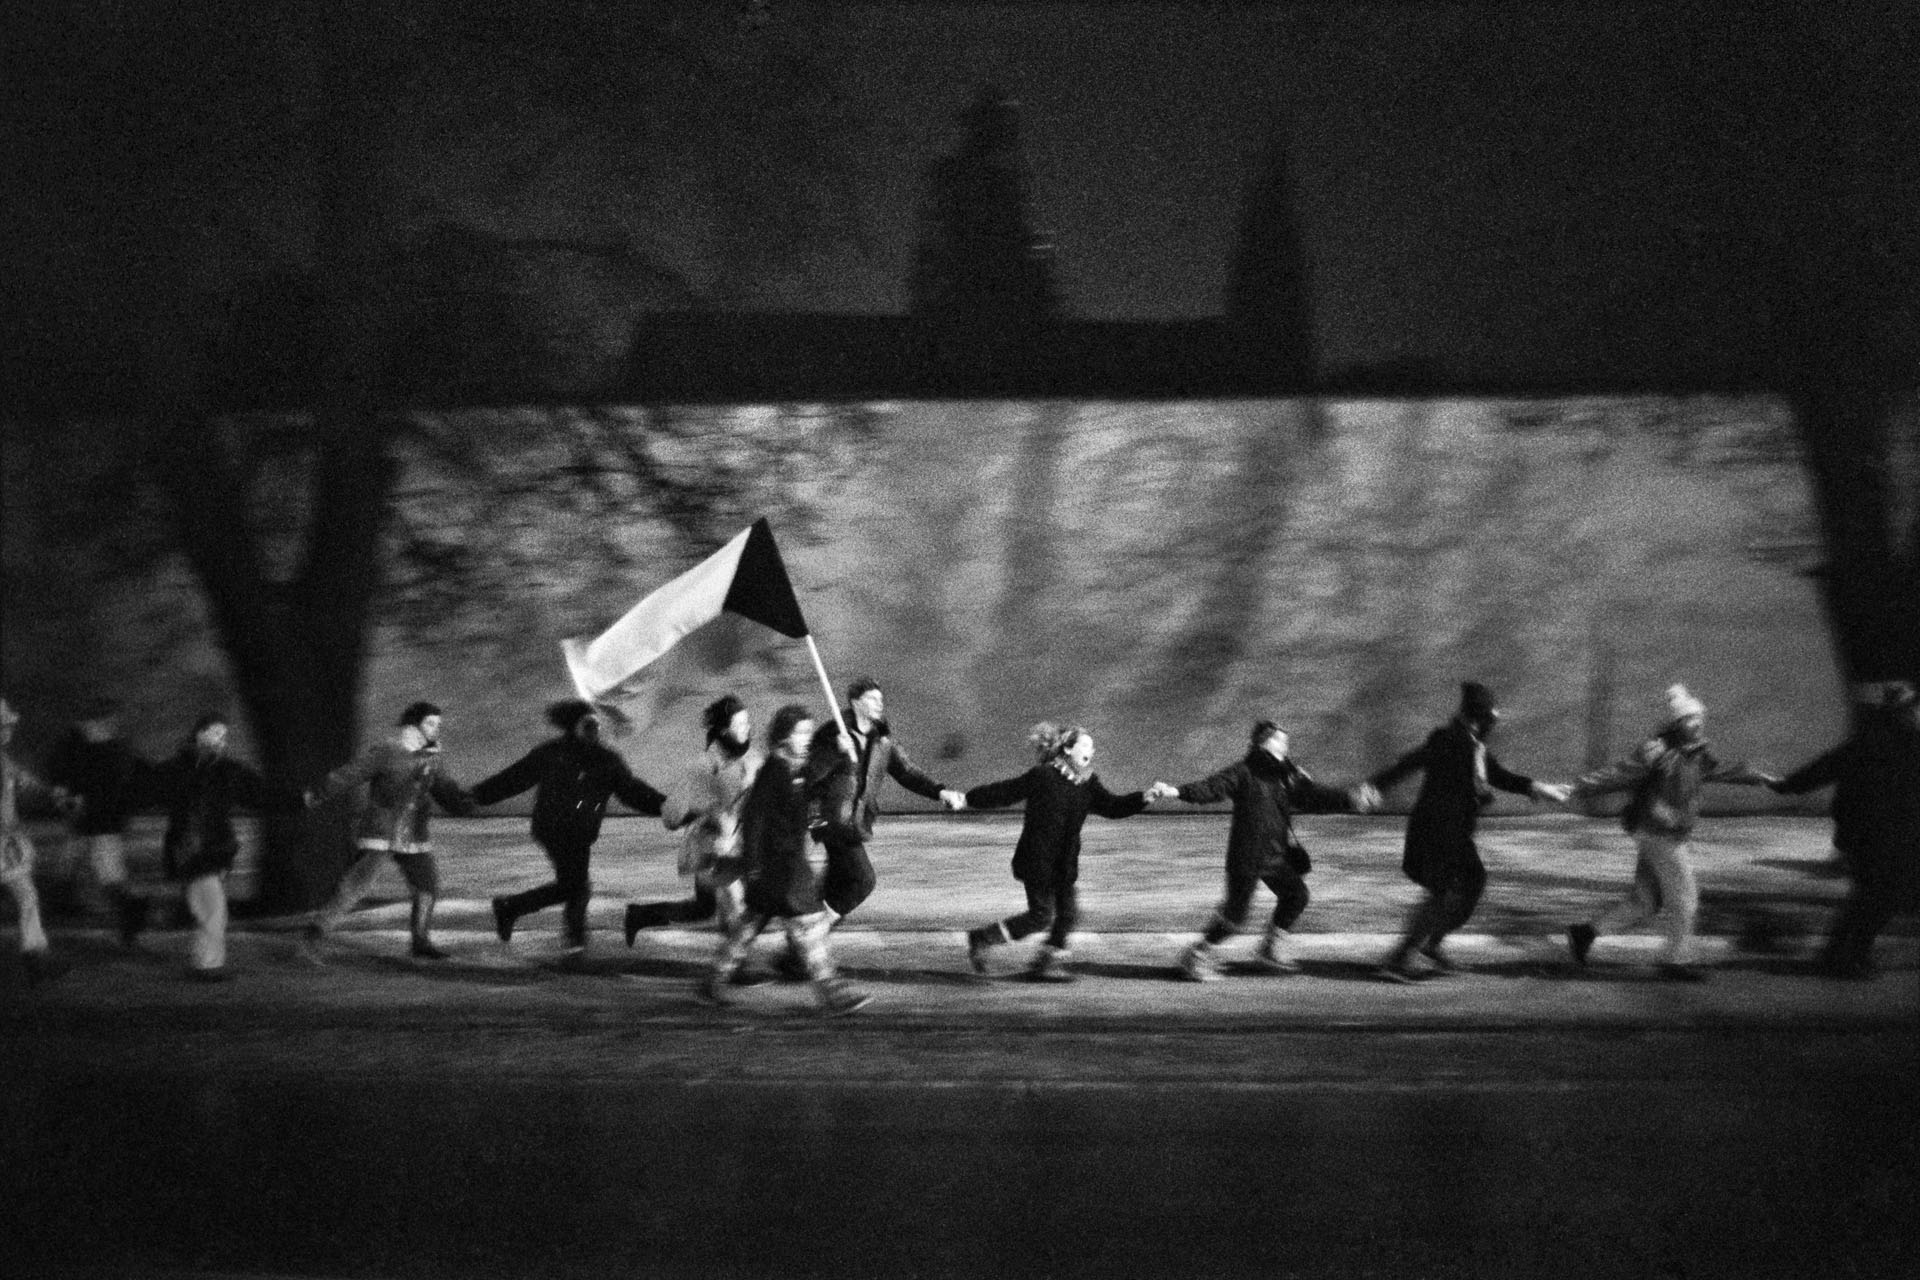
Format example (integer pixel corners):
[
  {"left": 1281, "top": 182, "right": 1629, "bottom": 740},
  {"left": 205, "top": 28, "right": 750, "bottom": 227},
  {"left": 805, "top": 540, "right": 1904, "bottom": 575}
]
[
  {"left": 961, "top": 722, "right": 1154, "bottom": 981},
  {"left": 304, "top": 701, "right": 476, "bottom": 961},
  {"left": 1769, "top": 680, "right": 1920, "bottom": 979},
  {"left": 810, "top": 678, "right": 966, "bottom": 923},
  {"left": 623, "top": 694, "right": 760, "bottom": 943},
  {"left": 473, "top": 699, "right": 665, "bottom": 960},
  {"left": 1566, "top": 684, "right": 1776, "bottom": 980},
  {"left": 1150, "top": 720, "right": 1367, "bottom": 982},
  {"left": 45, "top": 698, "right": 149, "bottom": 924},
  {"left": 701, "top": 704, "right": 870, "bottom": 1016},
  {"left": 126, "top": 712, "right": 306, "bottom": 980},
  {"left": 1366, "top": 682, "right": 1569, "bottom": 982},
  {"left": 3, "top": 697, "right": 78, "bottom": 986}
]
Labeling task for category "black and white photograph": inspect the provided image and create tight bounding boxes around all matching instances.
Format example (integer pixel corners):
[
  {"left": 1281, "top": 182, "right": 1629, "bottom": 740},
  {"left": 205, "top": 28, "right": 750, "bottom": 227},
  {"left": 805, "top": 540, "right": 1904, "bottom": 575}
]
[{"left": 4, "top": 2, "right": 1916, "bottom": 1277}]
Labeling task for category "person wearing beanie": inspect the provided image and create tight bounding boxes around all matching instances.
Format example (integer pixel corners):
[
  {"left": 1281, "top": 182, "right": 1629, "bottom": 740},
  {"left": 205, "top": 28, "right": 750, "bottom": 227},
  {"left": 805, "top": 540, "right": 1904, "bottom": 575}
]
[
  {"left": 3, "top": 698, "right": 80, "bottom": 987},
  {"left": 700, "top": 704, "right": 870, "bottom": 1016},
  {"left": 959, "top": 721, "right": 1156, "bottom": 982},
  {"left": 622, "top": 694, "right": 761, "bottom": 945},
  {"left": 1566, "top": 684, "right": 1778, "bottom": 980},
  {"left": 303, "top": 701, "right": 477, "bottom": 963},
  {"left": 469, "top": 699, "right": 666, "bottom": 965},
  {"left": 1149, "top": 720, "right": 1370, "bottom": 982},
  {"left": 125, "top": 712, "right": 306, "bottom": 981},
  {"left": 1365, "top": 682, "right": 1570, "bottom": 983},
  {"left": 1768, "top": 680, "right": 1919, "bottom": 979}
]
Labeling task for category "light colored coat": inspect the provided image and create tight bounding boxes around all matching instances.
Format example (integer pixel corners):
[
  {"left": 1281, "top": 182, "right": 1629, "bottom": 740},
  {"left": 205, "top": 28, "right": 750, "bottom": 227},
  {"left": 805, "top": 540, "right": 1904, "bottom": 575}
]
[{"left": 662, "top": 744, "right": 761, "bottom": 877}]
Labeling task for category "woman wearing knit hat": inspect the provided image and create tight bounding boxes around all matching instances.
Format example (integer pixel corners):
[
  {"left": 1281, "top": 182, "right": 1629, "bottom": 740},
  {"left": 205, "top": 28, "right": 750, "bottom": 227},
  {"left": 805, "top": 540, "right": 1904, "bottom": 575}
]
[
  {"left": 1566, "top": 684, "right": 1778, "bottom": 980},
  {"left": 1364, "top": 682, "right": 1571, "bottom": 982}
]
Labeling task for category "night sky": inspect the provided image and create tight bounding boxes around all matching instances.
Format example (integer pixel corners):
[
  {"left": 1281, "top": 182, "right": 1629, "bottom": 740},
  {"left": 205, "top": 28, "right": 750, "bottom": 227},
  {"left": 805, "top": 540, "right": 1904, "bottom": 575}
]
[{"left": 4, "top": 0, "right": 1915, "bottom": 386}]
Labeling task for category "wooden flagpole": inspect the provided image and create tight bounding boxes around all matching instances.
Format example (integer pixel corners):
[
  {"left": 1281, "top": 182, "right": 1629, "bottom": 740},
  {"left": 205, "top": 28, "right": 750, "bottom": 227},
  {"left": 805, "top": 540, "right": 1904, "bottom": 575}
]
[{"left": 805, "top": 635, "right": 855, "bottom": 754}]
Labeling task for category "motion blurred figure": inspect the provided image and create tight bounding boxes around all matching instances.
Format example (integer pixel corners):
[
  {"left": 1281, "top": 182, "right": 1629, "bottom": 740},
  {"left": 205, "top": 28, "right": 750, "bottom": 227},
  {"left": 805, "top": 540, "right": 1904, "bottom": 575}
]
[
  {"left": 473, "top": 699, "right": 665, "bottom": 964},
  {"left": 2, "top": 698, "right": 78, "bottom": 986},
  {"left": 1151, "top": 720, "right": 1366, "bottom": 982},
  {"left": 129, "top": 712, "right": 305, "bottom": 981},
  {"left": 1567, "top": 684, "right": 1776, "bottom": 980},
  {"left": 45, "top": 697, "right": 148, "bottom": 933},
  {"left": 962, "top": 722, "right": 1153, "bottom": 981},
  {"left": 1770, "top": 680, "right": 1920, "bottom": 979},
  {"left": 702, "top": 704, "right": 870, "bottom": 1016},
  {"left": 1367, "top": 682, "right": 1569, "bottom": 982},
  {"left": 624, "top": 695, "right": 759, "bottom": 943},
  {"left": 305, "top": 701, "right": 475, "bottom": 962}
]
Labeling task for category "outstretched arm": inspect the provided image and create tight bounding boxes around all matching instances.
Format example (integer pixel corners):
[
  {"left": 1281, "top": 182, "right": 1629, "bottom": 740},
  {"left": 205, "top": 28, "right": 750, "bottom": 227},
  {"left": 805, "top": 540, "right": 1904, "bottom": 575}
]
[
  {"left": 1088, "top": 775, "right": 1150, "bottom": 820},
  {"left": 964, "top": 771, "right": 1034, "bottom": 811}
]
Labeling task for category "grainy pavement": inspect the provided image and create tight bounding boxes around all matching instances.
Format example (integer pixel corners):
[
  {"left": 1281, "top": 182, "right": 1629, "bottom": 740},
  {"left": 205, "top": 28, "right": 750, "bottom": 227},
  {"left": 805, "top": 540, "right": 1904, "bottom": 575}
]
[{"left": 4, "top": 814, "right": 1916, "bottom": 1280}]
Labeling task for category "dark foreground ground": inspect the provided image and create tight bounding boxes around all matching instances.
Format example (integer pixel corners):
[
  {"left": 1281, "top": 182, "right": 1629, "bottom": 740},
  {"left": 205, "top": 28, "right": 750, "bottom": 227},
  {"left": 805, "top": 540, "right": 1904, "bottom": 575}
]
[{"left": 4, "top": 814, "right": 1917, "bottom": 1279}]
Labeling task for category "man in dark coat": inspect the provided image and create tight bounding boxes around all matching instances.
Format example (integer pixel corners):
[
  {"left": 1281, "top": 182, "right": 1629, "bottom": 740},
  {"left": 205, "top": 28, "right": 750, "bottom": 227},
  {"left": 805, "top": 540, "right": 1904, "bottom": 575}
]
[
  {"left": 1152, "top": 720, "right": 1365, "bottom": 981},
  {"left": 1366, "top": 682, "right": 1568, "bottom": 981},
  {"left": 810, "top": 677, "right": 966, "bottom": 922},
  {"left": 1771, "top": 680, "right": 1920, "bottom": 979},
  {"left": 472, "top": 699, "right": 666, "bottom": 960},
  {"left": 702, "top": 704, "right": 870, "bottom": 1015},
  {"left": 129, "top": 712, "right": 306, "bottom": 981}
]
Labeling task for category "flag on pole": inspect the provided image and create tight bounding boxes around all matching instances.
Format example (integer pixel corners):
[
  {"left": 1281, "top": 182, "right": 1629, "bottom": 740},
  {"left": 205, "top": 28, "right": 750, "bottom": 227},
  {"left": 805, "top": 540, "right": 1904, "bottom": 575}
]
[{"left": 562, "top": 518, "right": 809, "bottom": 706}]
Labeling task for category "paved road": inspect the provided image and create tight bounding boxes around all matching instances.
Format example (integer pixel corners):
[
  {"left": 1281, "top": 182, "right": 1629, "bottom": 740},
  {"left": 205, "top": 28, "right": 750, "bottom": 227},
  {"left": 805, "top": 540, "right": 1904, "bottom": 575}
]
[{"left": 5, "top": 813, "right": 1916, "bottom": 1279}]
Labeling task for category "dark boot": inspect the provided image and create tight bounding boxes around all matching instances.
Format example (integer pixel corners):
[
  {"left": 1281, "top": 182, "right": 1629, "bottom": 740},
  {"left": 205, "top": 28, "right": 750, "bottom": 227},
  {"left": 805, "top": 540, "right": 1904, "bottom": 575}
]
[{"left": 410, "top": 893, "right": 448, "bottom": 959}]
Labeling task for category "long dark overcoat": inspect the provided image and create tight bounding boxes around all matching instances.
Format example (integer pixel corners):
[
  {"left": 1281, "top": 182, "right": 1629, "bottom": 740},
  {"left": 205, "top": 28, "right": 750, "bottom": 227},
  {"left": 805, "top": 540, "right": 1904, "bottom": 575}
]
[{"left": 1368, "top": 719, "right": 1535, "bottom": 891}]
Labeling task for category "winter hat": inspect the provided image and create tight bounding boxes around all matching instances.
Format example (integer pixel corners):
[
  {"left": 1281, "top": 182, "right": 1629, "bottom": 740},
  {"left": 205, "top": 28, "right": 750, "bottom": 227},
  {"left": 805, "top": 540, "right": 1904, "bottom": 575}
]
[
  {"left": 546, "top": 699, "right": 596, "bottom": 733},
  {"left": 1663, "top": 684, "right": 1707, "bottom": 727},
  {"left": 399, "top": 700, "right": 443, "bottom": 727},
  {"left": 1458, "top": 682, "right": 1500, "bottom": 721}
]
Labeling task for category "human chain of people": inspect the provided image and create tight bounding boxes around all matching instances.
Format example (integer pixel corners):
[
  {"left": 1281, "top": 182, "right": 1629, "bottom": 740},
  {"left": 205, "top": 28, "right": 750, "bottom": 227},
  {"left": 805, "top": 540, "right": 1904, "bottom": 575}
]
[{"left": 6, "top": 674, "right": 1916, "bottom": 1012}]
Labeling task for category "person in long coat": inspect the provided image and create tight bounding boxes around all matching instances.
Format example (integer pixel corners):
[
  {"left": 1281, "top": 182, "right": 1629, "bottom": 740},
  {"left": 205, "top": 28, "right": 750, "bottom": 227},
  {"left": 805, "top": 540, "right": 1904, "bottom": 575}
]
[
  {"left": 1769, "top": 680, "right": 1920, "bottom": 979},
  {"left": 701, "top": 704, "right": 870, "bottom": 1016},
  {"left": 472, "top": 699, "right": 666, "bottom": 961},
  {"left": 962, "top": 722, "right": 1154, "bottom": 981},
  {"left": 1366, "top": 682, "right": 1568, "bottom": 982},
  {"left": 128, "top": 712, "right": 306, "bottom": 980},
  {"left": 1151, "top": 720, "right": 1366, "bottom": 981}
]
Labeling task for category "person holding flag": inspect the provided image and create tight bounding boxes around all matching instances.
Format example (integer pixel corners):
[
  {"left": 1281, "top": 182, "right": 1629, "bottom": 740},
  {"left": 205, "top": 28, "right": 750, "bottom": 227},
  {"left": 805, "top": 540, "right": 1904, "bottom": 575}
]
[
  {"left": 809, "top": 679, "right": 968, "bottom": 928},
  {"left": 700, "top": 703, "right": 871, "bottom": 1016}
]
